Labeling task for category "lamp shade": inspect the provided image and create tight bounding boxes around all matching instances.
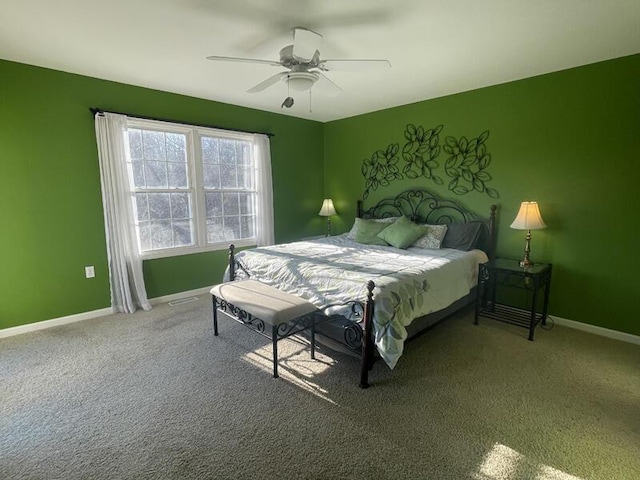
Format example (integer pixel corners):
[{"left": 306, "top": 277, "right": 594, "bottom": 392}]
[
  {"left": 510, "top": 201, "right": 547, "bottom": 230},
  {"left": 318, "top": 198, "right": 337, "bottom": 216}
]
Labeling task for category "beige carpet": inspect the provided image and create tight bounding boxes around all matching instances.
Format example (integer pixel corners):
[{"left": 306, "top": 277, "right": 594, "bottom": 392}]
[{"left": 1, "top": 297, "right": 639, "bottom": 480}]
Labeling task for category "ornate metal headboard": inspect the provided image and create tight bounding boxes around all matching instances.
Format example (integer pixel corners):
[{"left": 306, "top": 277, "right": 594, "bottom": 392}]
[{"left": 356, "top": 188, "right": 497, "bottom": 258}]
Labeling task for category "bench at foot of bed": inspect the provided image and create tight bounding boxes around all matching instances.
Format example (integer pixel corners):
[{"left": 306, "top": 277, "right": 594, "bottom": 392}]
[{"left": 210, "top": 280, "right": 318, "bottom": 379}]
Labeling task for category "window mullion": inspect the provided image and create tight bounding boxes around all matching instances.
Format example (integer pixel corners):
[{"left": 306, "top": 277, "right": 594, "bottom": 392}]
[{"left": 191, "top": 131, "right": 207, "bottom": 248}]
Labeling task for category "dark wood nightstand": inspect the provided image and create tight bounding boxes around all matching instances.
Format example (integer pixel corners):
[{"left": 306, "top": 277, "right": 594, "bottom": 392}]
[{"left": 474, "top": 258, "right": 552, "bottom": 340}]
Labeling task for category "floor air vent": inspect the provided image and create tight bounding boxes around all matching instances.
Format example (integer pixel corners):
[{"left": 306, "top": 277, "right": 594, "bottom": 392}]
[{"left": 168, "top": 297, "right": 198, "bottom": 306}]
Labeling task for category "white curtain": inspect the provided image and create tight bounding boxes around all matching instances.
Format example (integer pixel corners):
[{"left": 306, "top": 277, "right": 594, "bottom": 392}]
[
  {"left": 95, "top": 113, "right": 151, "bottom": 313},
  {"left": 253, "top": 133, "right": 275, "bottom": 246}
]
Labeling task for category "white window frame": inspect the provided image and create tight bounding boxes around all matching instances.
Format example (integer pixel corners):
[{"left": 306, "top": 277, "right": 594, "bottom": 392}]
[{"left": 125, "top": 118, "right": 259, "bottom": 260}]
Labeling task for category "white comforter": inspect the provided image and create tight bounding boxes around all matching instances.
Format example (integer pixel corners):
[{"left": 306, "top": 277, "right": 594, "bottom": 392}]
[{"left": 228, "top": 235, "right": 487, "bottom": 369}]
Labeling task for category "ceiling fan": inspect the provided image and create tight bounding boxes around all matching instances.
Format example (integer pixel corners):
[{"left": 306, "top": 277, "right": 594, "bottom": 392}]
[{"left": 207, "top": 27, "right": 391, "bottom": 100}]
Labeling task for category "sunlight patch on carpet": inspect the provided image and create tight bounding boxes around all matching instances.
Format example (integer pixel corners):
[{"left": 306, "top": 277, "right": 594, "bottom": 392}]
[
  {"left": 241, "top": 343, "right": 339, "bottom": 405},
  {"left": 473, "top": 443, "right": 585, "bottom": 480}
]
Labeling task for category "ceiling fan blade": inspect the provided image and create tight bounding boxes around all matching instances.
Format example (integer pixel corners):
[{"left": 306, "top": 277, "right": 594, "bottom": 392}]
[
  {"left": 292, "top": 27, "right": 322, "bottom": 62},
  {"left": 318, "top": 59, "right": 392, "bottom": 72},
  {"left": 313, "top": 72, "right": 342, "bottom": 97},
  {"left": 206, "top": 55, "right": 282, "bottom": 67},
  {"left": 247, "top": 72, "right": 287, "bottom": 93}
]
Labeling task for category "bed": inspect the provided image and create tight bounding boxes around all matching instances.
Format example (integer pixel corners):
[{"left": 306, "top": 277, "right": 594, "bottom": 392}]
[{"left": 225, "top": 188, "right": 497, "bottom": 387}]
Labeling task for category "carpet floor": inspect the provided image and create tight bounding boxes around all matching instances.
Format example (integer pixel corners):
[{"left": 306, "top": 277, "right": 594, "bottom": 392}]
[{"left": 1, "top": 297, "right": 639, "bottom": 480}]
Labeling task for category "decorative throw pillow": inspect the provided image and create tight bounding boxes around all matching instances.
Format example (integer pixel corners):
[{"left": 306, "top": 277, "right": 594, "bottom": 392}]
[
  {"left": 346, "top": 216, "right": 398, "bottom": 240},
  {"left": 377, "top": 216, "right": 428, "bottom": 249},
  {"left": 411, "top": 224, "right": 448, "bottom": 249},
  {"left": 351, "top": 217, "right": 391, "bottom": 246},
  {"left": 441, "top": 222, "right": 486, "bottom": 251}
]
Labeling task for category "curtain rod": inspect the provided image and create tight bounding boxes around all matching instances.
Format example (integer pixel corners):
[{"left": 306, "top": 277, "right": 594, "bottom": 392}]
[{"left": 89, "top": 108, "right": 275, "bottom": 138}]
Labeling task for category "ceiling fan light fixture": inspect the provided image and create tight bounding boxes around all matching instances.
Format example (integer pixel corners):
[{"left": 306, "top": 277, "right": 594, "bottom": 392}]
[{"left": 284, "top": 72, "right": 319, "bottom": 91}]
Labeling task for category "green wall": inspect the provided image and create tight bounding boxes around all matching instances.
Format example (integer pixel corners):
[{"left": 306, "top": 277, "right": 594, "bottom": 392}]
[
  {"left": 324, "top": 54, "right": 640, "bottom": 336},
  {"left": 2, "top": 54, "right": 639, "bottom": 337},
  {"left": 0, "top": 60, "right": 324, "bottom": 329}
]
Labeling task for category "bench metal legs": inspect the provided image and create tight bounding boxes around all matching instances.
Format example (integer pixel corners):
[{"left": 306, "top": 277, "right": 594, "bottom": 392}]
[
  {"left": 310, "top": 319, "right": 316, "bottom": 360},
  {"left": 213, "top": 296, "right": 317, "bottom": 379},
  {"left": 272, "top": 325, "right": 279, "bottom": 378},
  {"left": 212, "top": 296, "right": 219, "bottom": 336}
]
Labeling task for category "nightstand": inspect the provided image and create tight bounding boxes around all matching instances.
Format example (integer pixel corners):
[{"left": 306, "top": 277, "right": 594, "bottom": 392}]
[{"left": 474, "top": 258, "right": 552, "bottom": 340}]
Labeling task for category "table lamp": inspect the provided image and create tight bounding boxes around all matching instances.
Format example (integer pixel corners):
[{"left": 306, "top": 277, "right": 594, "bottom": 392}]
[
  {"left": 318, "top": 199, "right": 337, "bottom": 237},
  {"left": 510, "top": 201, "right": 547, "bottom": 267}
]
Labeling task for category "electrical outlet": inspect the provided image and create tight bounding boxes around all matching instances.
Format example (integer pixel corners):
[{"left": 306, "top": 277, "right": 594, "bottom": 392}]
[{"left": 85, "top": 266, "right": 95, "bottom": 278}]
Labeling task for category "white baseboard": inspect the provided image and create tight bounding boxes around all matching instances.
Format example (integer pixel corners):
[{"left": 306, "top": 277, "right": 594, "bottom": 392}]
[
  {"left": 0, "top": 307, "right": 114, "bottom": 339},
  {"left": 3, "top": 291, "right": 638, "bottom": 347},
  {"left": 0, "top": 286, "right": 214, "bottom": 340},
  {"left": 550, "top": 315, "right": 640, "bottom": 346}
]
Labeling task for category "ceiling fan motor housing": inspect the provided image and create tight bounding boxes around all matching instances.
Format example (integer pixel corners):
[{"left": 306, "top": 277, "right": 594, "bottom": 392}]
[{"left": 279, "top": 45, "right": 320, "bottom": 68}]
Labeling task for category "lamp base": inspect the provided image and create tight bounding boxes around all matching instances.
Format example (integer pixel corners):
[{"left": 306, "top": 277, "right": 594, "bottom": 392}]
[{"left": 520, "top": 230, "right": 533, "bottom": 268}]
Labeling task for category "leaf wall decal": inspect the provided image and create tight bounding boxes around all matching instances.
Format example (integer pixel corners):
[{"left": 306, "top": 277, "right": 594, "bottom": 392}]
[{"left": 360, "top": 125, "right": 500, "bottom": 199}]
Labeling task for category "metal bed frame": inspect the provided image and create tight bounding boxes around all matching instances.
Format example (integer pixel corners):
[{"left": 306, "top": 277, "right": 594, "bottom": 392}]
[{"left": 227, "top": 188, "right": 497, "bottom": 388}]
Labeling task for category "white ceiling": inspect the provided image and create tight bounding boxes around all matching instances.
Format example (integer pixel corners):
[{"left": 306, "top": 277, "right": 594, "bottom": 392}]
[{"left": 1, "top": 0, "right": 639, "bottom": 122}]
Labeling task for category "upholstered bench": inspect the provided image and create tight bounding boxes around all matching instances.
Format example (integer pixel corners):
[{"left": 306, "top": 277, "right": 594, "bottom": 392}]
[{"left": 210, "top": 280, "right": 318, "bottom": 378}]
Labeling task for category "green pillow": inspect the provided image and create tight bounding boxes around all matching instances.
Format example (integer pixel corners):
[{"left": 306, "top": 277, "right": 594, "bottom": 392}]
[
  {"left": 377, "top": 216, "right": 428, "bottom": 249},
  {"left": 352, "top": 217, "right": 390, "bottom": 246}
]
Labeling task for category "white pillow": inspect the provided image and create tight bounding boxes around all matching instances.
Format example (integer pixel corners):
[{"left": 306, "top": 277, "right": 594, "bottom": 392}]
[
  {"left": 411, "top": 224, "right": 448, "bottom": 249},
  {"left": 346, "top": 216, "right": 399, "bottom": 240}
]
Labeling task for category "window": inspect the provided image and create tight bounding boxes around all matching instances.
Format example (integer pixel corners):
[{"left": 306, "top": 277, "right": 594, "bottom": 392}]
[{"left": 124, "top": 118, "right": 267, "bottom": 258}]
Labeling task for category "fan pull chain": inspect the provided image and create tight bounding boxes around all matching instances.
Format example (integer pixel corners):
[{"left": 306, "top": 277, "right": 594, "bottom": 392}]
[{"left": 309, "top": 88, "right": 312, "bottom": 114}]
